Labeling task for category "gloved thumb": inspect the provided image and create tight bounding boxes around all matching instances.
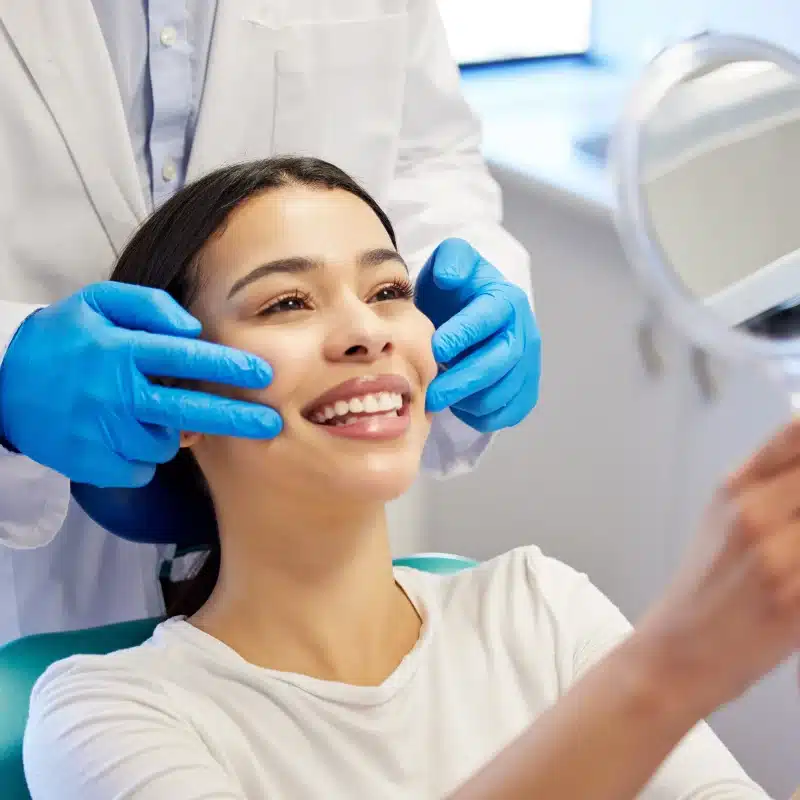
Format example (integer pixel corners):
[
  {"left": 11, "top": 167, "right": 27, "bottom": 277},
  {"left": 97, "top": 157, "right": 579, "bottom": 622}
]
[
  {"left": 428, "top": 238, "right": 481, "bottom": 290},
  {"left": 83, "top": 281, "right": 202, "bottom": 337}
]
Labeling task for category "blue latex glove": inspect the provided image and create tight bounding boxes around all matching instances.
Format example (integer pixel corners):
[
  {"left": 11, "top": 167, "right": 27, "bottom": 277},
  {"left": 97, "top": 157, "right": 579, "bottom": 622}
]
[
  {"left": 416, "top": 239, "right": 541, "bottom": 433},
  {"left": 0, "top": 282, "right": 282, "bottom": 488}
]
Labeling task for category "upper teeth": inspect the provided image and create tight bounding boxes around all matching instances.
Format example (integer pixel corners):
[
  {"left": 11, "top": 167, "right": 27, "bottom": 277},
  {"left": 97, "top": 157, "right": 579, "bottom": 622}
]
[{"left": 312, "top": 392, "right": 404, "bottom": 423}]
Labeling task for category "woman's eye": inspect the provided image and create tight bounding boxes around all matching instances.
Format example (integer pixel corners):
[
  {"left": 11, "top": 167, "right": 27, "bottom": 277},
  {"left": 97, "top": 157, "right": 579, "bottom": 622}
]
[
  {"left": 370, "top": 279, "right": 414, "bottom": 303},
  {"left": 259, "top": 293, "right": 311, "bottom": 315}
]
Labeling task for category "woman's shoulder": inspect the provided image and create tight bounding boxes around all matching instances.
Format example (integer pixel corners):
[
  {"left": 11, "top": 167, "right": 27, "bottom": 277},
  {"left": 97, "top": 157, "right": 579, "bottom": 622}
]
[
  {"left": 408, "top": 547, "right": 631, "bottom": 684},
  {"left": 22, "top": 620, "right": 244, "bottom": 799},
  {"left": 408, "top": 546, "right": 592, "bottom": 602},
  {"left": 27, "top": 618, "right": 192, "bottom": 717},
  {"left": 400, "top": 546, "right": 602, "bottom": 631}
]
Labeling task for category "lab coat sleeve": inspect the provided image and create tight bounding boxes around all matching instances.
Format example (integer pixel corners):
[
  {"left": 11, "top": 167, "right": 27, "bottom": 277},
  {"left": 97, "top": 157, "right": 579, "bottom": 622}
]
[
  {"left": 386, "top": 0, "right": 534, "bottom": 480},
  {"left": 0, "top": 300, "right": 71, "bottom": 549},
  {"left": 529, "top": 551, "right": 771, "bottom": 799},
  {"left": 24, "top": 657, "right": 247, "bottom": 800}
]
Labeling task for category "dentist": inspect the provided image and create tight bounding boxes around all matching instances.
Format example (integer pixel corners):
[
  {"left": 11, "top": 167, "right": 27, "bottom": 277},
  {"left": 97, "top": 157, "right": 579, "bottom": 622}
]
[{"left": 0, "top": 1, "right": 540, "bottom": 643}]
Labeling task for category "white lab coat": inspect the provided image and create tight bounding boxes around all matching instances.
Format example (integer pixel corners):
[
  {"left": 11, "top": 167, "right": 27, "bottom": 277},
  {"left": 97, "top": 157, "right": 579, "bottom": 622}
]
[{"left": 0, "top": 0, "right": 532, "bottom": 643}]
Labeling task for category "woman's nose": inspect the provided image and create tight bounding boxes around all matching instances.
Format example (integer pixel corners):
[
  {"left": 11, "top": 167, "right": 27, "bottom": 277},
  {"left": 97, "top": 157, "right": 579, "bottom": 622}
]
[{"left": 324, "top": 310, "right": 394, "bottom": 363}]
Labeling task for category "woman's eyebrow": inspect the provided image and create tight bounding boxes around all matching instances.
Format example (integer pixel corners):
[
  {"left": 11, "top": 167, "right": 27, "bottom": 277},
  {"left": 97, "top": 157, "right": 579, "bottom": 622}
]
[
  {"left": 227, "top": 249, "right": 408, "bottom": 299},
  {"left": 358, "top": 248, "right": 408, "bottom": 272},
  {"left": 228, "top": 257, "right": 317, "bottom": 298}
]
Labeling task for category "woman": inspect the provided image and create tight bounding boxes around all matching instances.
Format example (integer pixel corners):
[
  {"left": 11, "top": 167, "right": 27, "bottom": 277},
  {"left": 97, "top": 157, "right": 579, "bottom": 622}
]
[{"left": 23, "top": 157, "right": 798, "bottom": 799}]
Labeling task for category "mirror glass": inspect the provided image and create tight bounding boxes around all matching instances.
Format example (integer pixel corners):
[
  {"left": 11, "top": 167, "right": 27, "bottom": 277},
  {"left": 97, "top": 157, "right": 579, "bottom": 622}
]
[{"left": 638, "top": 58, "right": 800, "bottom": 340}]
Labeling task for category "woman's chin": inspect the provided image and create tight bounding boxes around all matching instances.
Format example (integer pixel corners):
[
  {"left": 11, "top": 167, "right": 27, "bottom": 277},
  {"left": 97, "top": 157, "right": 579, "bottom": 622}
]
[{"left": 325, "top": 453, "right": 422, "bottom": 505}]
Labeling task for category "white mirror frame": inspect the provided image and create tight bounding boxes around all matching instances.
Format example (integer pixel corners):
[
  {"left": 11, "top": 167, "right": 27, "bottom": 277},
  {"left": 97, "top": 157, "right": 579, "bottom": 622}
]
[{"left": 611, "top": 33, "right": 800, "bottom": 370}]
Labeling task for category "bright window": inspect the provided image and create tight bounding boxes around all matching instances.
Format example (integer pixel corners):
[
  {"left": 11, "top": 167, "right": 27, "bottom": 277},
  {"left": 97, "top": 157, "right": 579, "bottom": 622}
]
[{"left": 437, "top": 0, "right": 593, "bottom": 65}]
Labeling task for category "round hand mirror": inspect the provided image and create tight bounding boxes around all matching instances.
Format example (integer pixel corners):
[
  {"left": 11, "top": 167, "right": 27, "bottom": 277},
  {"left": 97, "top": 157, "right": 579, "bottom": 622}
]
[{"left": 611, "top": 34, "right": 800, "bottom": 409}]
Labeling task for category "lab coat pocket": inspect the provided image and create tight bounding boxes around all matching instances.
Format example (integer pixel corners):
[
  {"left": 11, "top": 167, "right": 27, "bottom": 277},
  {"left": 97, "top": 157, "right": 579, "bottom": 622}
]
[{"left": 273, "top": 12, "right": 409, "bottom": 202}]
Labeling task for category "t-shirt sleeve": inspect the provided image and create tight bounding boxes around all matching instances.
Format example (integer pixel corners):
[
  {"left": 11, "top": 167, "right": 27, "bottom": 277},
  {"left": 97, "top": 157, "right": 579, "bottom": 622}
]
[
  {"left": 524, "top": 548, "right": 772, "bottom": 800},
  {"left": 23, "top": 656, "right": 248, "bottom": 800}
]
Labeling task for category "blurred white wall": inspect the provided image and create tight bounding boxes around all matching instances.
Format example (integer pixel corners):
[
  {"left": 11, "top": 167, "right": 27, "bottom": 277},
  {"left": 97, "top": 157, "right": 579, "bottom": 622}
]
[{"left": 387, "top": 481, "right": 427, "bottom": 557}]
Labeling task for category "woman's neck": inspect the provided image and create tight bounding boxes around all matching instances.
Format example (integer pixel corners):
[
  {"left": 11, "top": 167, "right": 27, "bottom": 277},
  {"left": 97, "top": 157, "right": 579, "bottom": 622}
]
[{"left": 191, "top": 492, "right": 421, "bottom": 686}]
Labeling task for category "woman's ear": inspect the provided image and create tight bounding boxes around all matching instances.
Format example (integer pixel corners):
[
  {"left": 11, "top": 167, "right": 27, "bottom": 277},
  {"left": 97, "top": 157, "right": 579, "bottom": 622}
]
[
  {"left": 180, "top": 431, "right": 202, "bottom": 448},
  {"left": 156, "top": 376, "right": 203, "bottom": 449}
]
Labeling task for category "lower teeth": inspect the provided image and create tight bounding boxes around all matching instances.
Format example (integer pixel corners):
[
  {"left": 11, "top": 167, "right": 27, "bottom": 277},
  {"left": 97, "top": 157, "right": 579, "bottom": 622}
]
[{"left": 331, "top": 410, "right": 399, "bottom": 427}]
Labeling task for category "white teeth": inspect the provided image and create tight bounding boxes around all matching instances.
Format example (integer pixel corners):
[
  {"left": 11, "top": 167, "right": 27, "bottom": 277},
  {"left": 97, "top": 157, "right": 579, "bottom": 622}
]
[
  {"left": 311, "top": 391, "right": 404, "bottom": 423},
  {"left": 336, "top": 411, "right": 399, "bottom": 427}
]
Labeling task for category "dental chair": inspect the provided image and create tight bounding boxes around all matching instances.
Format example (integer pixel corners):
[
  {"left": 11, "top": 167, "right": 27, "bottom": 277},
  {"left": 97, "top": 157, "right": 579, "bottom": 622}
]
[{"left": 0, "top": 552, "right": 477, "bottom": 799}]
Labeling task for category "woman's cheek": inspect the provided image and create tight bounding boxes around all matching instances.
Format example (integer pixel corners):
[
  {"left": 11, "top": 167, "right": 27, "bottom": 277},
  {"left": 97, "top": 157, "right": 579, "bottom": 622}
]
[
  {"left": 234, "top": 329, "right": 313, "bottom": 407},
  {"left": 409, "top": 312, "right": 438, "bottom": 389}
]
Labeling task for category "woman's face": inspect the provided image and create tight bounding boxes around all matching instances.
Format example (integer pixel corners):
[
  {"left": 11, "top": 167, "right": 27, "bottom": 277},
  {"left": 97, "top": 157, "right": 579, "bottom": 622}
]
[{"left": 185, "top": 185, "right": 437, "bottom": 507}]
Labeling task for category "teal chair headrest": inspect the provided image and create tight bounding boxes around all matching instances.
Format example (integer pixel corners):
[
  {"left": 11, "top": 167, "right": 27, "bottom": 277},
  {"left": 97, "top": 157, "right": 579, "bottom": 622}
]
[
  {"left": 392, "top": 552, "right": 479, "bottom": 574},
  {"left": 0, "top": 553, "right": 477, "bottom": 799}
]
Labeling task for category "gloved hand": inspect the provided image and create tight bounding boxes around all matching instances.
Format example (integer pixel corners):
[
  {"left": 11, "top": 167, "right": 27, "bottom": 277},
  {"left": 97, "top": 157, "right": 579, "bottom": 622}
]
[
  {"left": 415, "top": 238, "right": 541, "bottom": 433},
  {"left": 0, "top": 282, "right": 281, "bottom": 488}
]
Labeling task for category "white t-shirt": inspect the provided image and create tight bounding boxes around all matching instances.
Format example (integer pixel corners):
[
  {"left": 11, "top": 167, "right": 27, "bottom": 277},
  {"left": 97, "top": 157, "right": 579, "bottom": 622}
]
[{"left": 23, "top": 547, "right": 768, "bottom": 799}]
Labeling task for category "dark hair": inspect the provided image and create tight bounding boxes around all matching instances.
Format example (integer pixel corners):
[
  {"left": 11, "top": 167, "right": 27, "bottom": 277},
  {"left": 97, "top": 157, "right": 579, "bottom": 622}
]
[{"left": 110, "top": 156, "right": 397, "bottom": 618}]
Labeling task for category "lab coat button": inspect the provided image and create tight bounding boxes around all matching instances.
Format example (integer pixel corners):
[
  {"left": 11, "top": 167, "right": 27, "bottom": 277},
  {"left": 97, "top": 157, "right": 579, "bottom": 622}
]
[
  {"left": 162, "top": 160, "right": 177, "bottom": 182},
  {"left": 160, "top": 27, "right": 177, "bottom": 47}
]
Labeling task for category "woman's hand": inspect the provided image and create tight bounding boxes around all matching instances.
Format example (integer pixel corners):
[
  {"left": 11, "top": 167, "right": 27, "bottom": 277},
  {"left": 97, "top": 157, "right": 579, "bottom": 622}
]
[{"left": 638, "top": 415, "right": 800, "bottom": 718}]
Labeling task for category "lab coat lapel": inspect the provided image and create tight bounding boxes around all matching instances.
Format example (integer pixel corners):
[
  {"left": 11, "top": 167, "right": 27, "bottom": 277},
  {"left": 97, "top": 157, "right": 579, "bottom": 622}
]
[
  {"left": 187, "top": 1, "right": 280, "bottom": 181},
  {"left": 0, "top": 0, "right": 147, "bottom": 256}
]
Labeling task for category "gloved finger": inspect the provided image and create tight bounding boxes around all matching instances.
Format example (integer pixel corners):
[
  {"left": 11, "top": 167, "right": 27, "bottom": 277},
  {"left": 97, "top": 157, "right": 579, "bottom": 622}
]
[
  {"left": 134, "top": 384, "right": 283, "bottom": 439},
  {"left": 452, "top": 385, "right": 534, "bottom": 433},
  {"left": 84, "top": 282, "right": 202, "bottom": 337},
  {"left": 429, "top": 238, "right": 483, "bottom": 290},
  {"left": 450, "top": 356, "right": 529, "bottom": 418},
  {"left": 131, "top": 332, "right": 272, "bottom": 389},
  {"left": 104, "top": 419, "right": 181, "bottom": 466},
  {"left": 431, "top": 292, "right": 514, "bottom": 365},
  {"left": 426, "top": 331, "right": 516, "bottom": 413}
]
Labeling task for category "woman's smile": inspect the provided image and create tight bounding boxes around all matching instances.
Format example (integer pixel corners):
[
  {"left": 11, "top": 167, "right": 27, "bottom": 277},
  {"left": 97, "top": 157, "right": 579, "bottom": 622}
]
[{"left": 302, "top": 374, "right": 413, "bottom": 440}]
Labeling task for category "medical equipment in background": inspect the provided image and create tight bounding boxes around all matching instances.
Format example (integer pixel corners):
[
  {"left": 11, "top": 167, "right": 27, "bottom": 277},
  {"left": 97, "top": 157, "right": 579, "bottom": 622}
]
[{"left": 611, "top": 34, "right": 800, "bottom": 411}]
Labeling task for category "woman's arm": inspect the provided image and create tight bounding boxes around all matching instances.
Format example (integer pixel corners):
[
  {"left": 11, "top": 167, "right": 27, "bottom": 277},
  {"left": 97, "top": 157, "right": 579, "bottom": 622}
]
[
  {"left": 456, "top": 413, "right": 800, "bottom": 799},
  {"left": 453, "top": 548, "right": 771, "bottom": 800},
  {"left": 23, "top": 657, "right": 247, "bottom": 800},
  {"left": 452, "top": 627, "right": 766, "bottom": 800}
]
